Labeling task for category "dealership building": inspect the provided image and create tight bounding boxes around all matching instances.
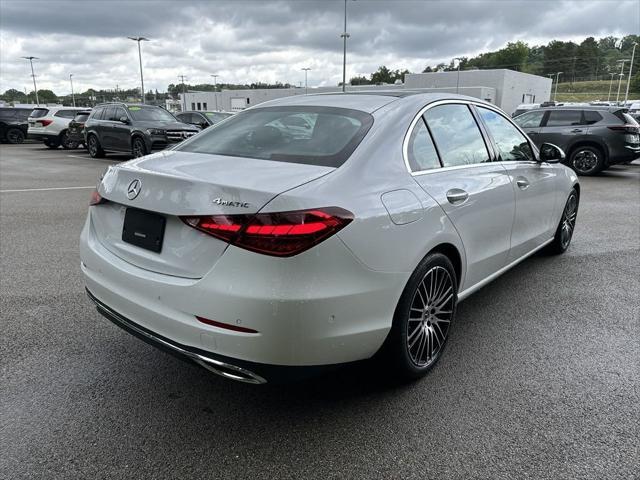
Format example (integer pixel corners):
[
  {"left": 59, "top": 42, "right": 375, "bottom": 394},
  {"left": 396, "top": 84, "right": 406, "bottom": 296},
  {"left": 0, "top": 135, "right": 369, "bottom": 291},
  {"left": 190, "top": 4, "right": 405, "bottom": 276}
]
[{"left": 176, "top": 69, "right": 551, "bottom": 116}]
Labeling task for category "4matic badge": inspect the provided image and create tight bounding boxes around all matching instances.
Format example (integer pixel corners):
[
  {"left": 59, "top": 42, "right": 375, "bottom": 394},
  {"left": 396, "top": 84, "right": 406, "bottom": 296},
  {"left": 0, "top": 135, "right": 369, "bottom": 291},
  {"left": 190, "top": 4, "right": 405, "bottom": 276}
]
[{"left": 213, "top": 197, "right": 250, "bottom": 208}]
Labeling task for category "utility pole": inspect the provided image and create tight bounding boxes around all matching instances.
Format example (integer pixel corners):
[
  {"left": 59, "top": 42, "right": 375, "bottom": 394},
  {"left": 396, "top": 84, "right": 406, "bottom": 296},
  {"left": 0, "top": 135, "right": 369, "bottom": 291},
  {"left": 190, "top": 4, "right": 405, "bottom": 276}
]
[
  {"left": 340, "top": 0, "right": 351, "bottom": 92},
  {"left": 178, "top": 75, "right": 187, "bottom": 111},
  {"left": 69, "top": 74, "right": 75, "bottom": 107},
  {"left": 302, "top": 67, "right": 311, "bottom": 95},
  {"left": 553, "top": 72, "right": 563, "bottom": 102},
  {"left": 128, "top": 36, "right": 149, "bottom": 103},
  {"left": 21, "top": 56, "right": 39, "bottom": 105},
  {"left": 210, "top": 74, "right": 219, "bottom": 111},
  {"left": 624, "top": 43, "right": 637, "bottom": 105},
  {"left": 608, "top": 73, "right": 616, "bottom": 102},
  {"left": 616, "top": 60, "right": 627, "bottom": 104}
]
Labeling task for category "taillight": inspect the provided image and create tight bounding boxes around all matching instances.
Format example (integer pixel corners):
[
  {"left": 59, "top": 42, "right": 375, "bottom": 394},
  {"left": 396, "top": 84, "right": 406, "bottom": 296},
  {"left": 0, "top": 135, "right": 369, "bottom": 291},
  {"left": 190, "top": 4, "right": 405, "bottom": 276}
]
[
  {"left": 607, "top": 124, "right": 639, "bottom": 133},
  {"left": 181, "top": 207, "right": 354, "bottom": 257},
  {"left": 88, "top": 190, "right": 107, "bottom": 206},
  {"left": 38, "top": 119, "right": 53, "bottom": 127}
]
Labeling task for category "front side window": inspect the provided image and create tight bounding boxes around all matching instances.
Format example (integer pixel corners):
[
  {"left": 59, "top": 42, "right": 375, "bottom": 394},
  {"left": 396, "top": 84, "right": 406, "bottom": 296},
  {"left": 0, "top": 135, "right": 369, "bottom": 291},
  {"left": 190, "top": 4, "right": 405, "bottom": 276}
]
[
  {"left": 424, "top": 104, "right": 490, "bottom": 167},
  {"left": 103, "top": 106, "right": 116, "bottom": 121},
  {"left": 478, "top": 107, "right": 534, "bottom": 162},
  {"left": 407, "top": 119, "right": 440, "bottom": 171},
  {"left": 514, "top": 110, "right": 545, "bottom": 128},
  {"left": 545, "top": 110, "right": 582, "bottom": 127},
  {"left": 177, "top": 106, "right": 373, "bottom": 168}
]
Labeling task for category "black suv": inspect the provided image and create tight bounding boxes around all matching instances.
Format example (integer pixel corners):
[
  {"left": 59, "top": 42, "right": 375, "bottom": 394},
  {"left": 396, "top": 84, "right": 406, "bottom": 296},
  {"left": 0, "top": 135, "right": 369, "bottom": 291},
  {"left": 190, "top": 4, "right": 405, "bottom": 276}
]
[
  {"left": 175, "top": 111, "right": 233, "bottom": 129},
  {"left": 67, "top": 110, "right": 92, "bottom": 147},
  {"left": 0, "top": 107, "right": 31, "bottom": 144},
  {"left": 514, "top": 106, "right": 640, "bottom": 175},
  {"left": 83, "top": 103, "right": 199, "bottom": 158}
]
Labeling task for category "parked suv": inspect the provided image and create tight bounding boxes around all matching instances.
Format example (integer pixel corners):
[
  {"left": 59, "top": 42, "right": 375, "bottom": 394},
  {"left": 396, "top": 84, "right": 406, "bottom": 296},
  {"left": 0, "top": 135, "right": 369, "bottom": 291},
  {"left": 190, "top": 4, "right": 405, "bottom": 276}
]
[
  {"left": 175, "top": 111, "right": 233, "bottom": 129},
  {"left": 28, "top": 106, "right": 87, "bottom": 149},
  {"left": 0, "top": 107, "right": 31, "bottom": 144},
  {"left": 67, "top": 110, "right": 92, "bottom": 147},
  {"left": 84, "top": 103, "right": 199, "bottom": 158},
  {"left": 514, "top": 106, "right": 640, "bottom": 175}
]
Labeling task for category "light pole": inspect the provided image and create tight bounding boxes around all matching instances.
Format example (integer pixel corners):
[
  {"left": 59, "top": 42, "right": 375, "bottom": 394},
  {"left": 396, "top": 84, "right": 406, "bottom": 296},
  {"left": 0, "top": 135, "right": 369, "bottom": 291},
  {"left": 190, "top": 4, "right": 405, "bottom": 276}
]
[
  {"left": 340, "top": 0, "right": 353, "bottom": 92},
  {"left": 69, "top": 74, "right": 75, "bottom": 107},
  {"left": 302, "top": 67, "right": 311, "bottom": 95},
  {"left": 128, "top": 36, "right": 149, "bottom": 103},
  {"left": 178, "top": 75, "right": 187, "bottom": 111},
  {"left": 615, "top": 60, "right": 628, "bottom": 104},
  {"left": 210, "top": 74, "right": 219, "bottom": 111},
  {"left": 624, "top": 43, "right": 637, "bottom": 104},
  {"left": 21, "top": 56, "right": 39, "bottom": 105},
  {"left": 608, "top": 72, "right": 616, "bottom": 102},
  {"left": 454, "top": 58, "right": 463, "bottom": 94},
  {"left": 553, "top": 72, "right": 563, "bottom": 102}
]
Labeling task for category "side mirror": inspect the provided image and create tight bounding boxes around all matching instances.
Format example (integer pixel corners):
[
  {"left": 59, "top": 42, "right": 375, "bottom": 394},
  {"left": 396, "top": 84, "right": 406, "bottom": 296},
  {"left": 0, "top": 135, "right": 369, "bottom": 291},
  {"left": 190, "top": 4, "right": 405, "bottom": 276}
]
[
  {"left": 539, "top": 142, "right": 565, "bottom": 163},
  {"left": 119, "top": 116, "right": 129, "bottom": 124}
]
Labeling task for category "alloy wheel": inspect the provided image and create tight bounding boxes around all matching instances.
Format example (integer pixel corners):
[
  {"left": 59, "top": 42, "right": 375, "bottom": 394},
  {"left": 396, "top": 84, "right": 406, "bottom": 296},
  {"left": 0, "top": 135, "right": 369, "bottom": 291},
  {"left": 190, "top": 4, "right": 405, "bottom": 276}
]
[
  {"left": 406, "top": 266, "right": 455, "bottom": 367},
  {"left": 572, "top": 149, "right": 598, "bottom": 174},
  {"left": 132, "top": 139, "right": 145, "bottom": 158},
  {"left": 560, "top": 192, "right": 578, "bottom": 249},
  {"left": 7, "top": 129, "right": 25, "bottom": 144},
  {"left": 88, "top": 136, "right": 97, "bottom": 156}
]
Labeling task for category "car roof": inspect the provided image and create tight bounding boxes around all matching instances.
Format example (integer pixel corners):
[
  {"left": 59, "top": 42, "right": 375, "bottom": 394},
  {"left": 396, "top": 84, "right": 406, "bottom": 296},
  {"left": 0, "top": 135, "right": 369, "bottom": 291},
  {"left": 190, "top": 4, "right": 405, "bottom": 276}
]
[
  {"left": 255, "top": 92, "right": 491, "bottom": 113},
  {"left": 533, "top": 105, "right": 623, "bottom": 113}
]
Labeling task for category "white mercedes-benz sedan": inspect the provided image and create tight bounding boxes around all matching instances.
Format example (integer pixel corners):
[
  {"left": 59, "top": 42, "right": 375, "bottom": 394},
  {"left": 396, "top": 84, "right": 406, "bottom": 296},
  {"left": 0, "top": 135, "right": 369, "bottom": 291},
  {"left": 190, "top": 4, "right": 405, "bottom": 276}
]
[{"left": 81, "top": 92, "right": 579, "bottom": 384}]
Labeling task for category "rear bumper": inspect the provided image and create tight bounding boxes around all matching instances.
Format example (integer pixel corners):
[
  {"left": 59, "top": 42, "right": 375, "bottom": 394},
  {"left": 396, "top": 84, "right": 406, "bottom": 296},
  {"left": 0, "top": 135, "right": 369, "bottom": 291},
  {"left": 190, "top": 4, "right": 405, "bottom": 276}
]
[
  {"left": 608, "top": 144, "right": 640, "bottom": 164},
  {"left": 28, "top": 132, "right": 58, "bottom": 141},
  {"left": 80, "top": 212, "right": 407, "bottom": 371}
]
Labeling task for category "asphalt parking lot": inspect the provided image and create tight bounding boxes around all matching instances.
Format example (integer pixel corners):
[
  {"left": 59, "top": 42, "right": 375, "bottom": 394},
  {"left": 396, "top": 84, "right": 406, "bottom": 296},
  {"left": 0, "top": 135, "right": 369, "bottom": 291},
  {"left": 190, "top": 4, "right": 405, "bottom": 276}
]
[{"left": 1, "top": 142, "right": 638, "bottom": 479}]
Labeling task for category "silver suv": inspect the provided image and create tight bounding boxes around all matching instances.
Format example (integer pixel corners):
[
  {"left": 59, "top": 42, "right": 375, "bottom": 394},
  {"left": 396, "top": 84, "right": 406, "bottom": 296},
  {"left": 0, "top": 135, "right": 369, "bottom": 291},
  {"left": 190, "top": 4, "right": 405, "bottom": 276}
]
[
  {"left": 28, "top": 106, "right": 88, "bottom": 149},
  {"left": 514, "top": 106, "right": 640, "bottom": 175}
]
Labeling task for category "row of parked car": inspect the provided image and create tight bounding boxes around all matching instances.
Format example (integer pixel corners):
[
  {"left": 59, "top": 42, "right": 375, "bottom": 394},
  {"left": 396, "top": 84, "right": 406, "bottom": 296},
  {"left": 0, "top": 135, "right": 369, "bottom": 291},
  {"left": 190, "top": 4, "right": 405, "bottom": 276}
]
[
  {"left": 2, "top": 101, "right": 639, "bottom": 176},
  {"left": 0, "top": 103, "right": 233, "bottom": 158}
]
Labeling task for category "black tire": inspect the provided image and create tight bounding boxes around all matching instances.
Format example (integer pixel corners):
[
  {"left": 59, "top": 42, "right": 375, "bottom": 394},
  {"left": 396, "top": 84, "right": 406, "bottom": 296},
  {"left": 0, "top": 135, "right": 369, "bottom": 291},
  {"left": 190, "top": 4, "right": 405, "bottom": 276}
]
[
  {"left": 382, "top": 252, "right": 458, "bottom": 380},
  {"left": 60, "top": 130, "right": 79, "bottom": 150},
  {"left": 44, "top": 139, "right": 60, "bottom": 149},
  {"left": 131, "top": 136, "right": 147, "bottom": 158},
  {"left": 87, "top": 134, "right": 106, "bottom": 158},
  {"left": 6, "top": 128, "right": 25, "bottom": 144},
  {"left": 569, "top": 146, "right": 604, "bottom": 176},
  {"left": 546, "top": 188, "right": 579, "bottom": 255}
]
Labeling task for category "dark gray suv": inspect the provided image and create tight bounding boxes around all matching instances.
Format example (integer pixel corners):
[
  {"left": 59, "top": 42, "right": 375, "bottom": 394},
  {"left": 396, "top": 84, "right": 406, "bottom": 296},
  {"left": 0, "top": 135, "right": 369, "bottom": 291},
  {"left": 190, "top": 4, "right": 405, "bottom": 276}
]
[
  {"left": 514, "top": 106, "right": 640, "bottom": 175},
  {"left": 84, "top": 103, "right": 199, "bottom": 158}
]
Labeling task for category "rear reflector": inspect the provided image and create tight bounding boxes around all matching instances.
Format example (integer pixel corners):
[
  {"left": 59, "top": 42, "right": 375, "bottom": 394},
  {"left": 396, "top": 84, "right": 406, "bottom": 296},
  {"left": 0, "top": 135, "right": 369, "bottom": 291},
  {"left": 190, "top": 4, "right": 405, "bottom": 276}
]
[
  {"left": 196, "top": 316, "right": 259, "bottom": 333},
  {"left": 181, "top": 207, "right": 353, "bottom": 257}
]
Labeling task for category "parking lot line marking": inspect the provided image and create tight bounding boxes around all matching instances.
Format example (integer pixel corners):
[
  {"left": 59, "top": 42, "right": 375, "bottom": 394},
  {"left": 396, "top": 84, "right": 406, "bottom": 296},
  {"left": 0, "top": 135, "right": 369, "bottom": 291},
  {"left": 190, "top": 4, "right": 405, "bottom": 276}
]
[{"left": 0, "top": 186, "right": 94, "bottom": 193}]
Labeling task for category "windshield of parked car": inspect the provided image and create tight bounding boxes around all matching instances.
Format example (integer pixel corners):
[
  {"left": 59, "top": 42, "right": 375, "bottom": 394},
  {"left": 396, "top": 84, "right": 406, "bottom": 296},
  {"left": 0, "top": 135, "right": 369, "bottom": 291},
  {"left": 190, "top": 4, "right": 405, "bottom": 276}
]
[
  {"left": 177, "top": 106, "right": 374, "bottom": 167},
  {"left": 127, "top": 106, "right": 176, "bottom": 122},
  {"left": 74, "top": 113, "right": 90, "bottom": 122},
  {"left": 205, "top": 112, "right": 232, "bottom": 123}
]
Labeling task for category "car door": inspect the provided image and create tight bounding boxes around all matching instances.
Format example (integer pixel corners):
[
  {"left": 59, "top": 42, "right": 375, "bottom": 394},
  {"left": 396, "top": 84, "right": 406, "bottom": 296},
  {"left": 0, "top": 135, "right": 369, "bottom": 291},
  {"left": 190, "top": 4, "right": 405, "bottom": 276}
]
[
  {"left": 538, "top": 109, "right": 584, "bottom": 152},
  {"left": 476, "top": 106, "right": 558, "bottom": 261},
  {"left": 513, "top": 110, "right": 546, "bottom": 147},
  {"left": 410, "top": 102, "right": 515, "bottom": 291},
  {"left": 110, "top": 106, "right": 131, "bottom": 150}
]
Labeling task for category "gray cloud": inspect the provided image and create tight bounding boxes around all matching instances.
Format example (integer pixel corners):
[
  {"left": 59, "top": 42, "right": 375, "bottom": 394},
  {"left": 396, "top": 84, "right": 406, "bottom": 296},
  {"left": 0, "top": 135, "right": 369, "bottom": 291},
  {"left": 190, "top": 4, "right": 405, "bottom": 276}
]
[{"left": 0, "top": 0, "right": 638, "bottom": 94}]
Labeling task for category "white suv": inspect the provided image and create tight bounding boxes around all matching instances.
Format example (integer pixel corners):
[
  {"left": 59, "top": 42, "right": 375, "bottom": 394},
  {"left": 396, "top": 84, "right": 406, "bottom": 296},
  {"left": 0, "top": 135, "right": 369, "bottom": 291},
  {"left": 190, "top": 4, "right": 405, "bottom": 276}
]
[{"left": 28, "top": 106, "right": 87, "bottom": 149}]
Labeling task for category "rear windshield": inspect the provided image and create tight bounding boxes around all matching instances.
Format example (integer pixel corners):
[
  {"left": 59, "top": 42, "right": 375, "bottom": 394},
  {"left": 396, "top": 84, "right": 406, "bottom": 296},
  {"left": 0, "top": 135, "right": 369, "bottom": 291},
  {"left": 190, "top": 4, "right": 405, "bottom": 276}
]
[
  {"left": 74, "top": 112, "right": 90, "bottom": 122},
  {"left": 613, "top": 111, "right": 639, "bottom": 125},
  {"left": 30, "top": 108, "right": 49, "bottom": 118},
  {"left": 127, "top": 106, "right": 176, "bottom": 122},
  {"left": 177, "top": 106, "right": 374, "bottom": 167}
]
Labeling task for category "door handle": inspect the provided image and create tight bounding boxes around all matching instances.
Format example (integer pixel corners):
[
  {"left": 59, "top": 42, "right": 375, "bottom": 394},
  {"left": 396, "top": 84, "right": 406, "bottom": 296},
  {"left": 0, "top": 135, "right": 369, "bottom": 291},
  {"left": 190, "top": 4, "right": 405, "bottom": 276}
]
[
  {"left": 570, "top": 129, "right": 583, "bottom": 133},
  {"left": 446, "top": 189, "right": 469, "bottom": 205},
  {"left": 516, "top": 178, "right": 530, "bottom": 190}
]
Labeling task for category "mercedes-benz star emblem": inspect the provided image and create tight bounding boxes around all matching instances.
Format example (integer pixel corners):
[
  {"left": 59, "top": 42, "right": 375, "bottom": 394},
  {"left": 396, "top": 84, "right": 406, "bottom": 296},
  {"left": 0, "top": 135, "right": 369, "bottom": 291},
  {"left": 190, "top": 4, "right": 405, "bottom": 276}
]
[{"left": 127, "top": 179, "right": 142, "bottom": 200}]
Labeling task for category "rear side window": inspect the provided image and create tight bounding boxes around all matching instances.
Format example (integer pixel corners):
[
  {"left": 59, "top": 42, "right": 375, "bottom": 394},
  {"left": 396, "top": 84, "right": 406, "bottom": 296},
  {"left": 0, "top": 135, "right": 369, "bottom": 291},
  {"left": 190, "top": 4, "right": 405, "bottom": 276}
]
[
  {"left": 407, "top": 119, "right": 440, "bottom": 171},
  {"left": 30, "top": 108, "right": 49, "bottom": 118},
  {"left": 477, "top": 107, "right": 534, "bottom": 162},
  {"left": 424, "top": 104, "right": 490, "bottom": 167},
  {"left": 545, "top": 110, "right": 582, "bottom": 127},
  {"left": 583, "top": 111, "right": 603, "bottom": 125},
  {"left": 0, "top": 109, "right": 16, "bottom": 119},
  {"left": 15, "top": 109, "right": 33, "bottom": 120},
  {"left": 514, "top": 110, "right": 545, "bottom": 128},
  {"left": 54, "top": 110, "right": 77, "bottom": 119},
  {"left": 177, "top": 106, "right": 374, "bottom": 168}
]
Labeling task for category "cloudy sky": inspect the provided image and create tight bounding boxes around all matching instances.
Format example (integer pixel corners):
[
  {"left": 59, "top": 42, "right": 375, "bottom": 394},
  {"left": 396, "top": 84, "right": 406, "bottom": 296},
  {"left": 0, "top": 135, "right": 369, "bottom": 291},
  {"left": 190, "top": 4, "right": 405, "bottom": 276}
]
[{"left": 0, "top": 0, "right": 638, "bottom": 95}]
